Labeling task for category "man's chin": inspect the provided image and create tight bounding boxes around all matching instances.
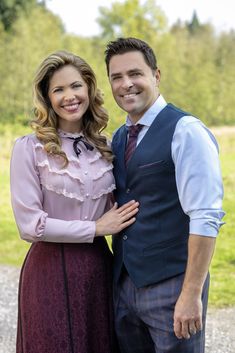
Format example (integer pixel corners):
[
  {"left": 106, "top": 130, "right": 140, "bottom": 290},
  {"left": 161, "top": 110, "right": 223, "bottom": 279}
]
[{"left": 119, "top": 102, "right": 138, "bottom": 113}]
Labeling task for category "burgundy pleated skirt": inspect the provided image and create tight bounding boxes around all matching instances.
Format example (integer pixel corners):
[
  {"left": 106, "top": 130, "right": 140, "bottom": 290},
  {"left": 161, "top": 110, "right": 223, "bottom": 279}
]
[{"left": 16, "top": 238, "right": 118, "bottom": 353}]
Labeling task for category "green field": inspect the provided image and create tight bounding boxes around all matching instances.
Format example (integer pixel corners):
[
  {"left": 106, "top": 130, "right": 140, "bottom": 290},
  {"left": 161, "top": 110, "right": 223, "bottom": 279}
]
[{"left": 0, "top": 124, "right": 234, "bottom": 307}]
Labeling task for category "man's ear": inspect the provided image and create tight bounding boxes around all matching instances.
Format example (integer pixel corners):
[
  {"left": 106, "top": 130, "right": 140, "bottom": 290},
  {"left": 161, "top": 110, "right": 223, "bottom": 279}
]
[{"left": 155, "top": 68, "right": 161, "bottom": 86}]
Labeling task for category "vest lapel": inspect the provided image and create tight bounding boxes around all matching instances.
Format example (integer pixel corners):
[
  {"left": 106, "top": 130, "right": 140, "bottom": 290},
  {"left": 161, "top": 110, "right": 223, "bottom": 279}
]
[{"left": 113, "top": 126, "right": 128, "bottom": 176}]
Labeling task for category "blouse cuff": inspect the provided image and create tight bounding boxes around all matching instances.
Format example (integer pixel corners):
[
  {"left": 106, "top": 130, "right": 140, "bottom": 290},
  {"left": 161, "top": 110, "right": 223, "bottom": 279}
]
[{"left": 43, "top": 218, "right": 96, "bottom": 243}]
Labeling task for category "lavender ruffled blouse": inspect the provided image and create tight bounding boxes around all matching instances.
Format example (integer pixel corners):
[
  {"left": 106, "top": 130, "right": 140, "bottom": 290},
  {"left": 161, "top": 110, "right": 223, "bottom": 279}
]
[{"left": 10, "top": 130, "right": 115, "bottom": 243}]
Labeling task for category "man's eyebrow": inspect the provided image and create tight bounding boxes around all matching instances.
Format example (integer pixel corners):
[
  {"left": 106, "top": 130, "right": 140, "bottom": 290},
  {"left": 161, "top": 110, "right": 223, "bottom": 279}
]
[
  {"left": 110, "top": 69, "right": 143, "bottom": 78},
  {"left": 110, "top": 72, "right": 122, "bottom": 78},
  {"left": 128, "top": 69, "right": 143, "bottom": 74}
]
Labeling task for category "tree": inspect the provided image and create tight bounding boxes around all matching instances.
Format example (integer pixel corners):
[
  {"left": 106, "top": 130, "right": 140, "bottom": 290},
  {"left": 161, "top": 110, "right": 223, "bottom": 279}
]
[
  {"left": 214, "top": 31, "right": 235, "bottom": 125},
  {"left": 0, "top": 0, "right": 42, "bottom": 30},
  {"left": 97, "top": 0, "right": 167, "bottom": 42},
  {"left": 0, "top": 6, "right": 65, "bottom": 122},
  {"left": 187, "top": 10, "right": 200, "bottom": 34}
]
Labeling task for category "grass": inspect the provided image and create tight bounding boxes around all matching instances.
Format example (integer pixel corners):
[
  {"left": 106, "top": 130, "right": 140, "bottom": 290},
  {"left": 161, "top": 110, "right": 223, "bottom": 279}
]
[
  {"left": 208, "top": 131, "right": 235, "bottom": 306},
  {"left": 0, "top": 124, "right": 234, "bottom": 307},
  {"left": 0, "top": 124, "right": 31, "bottom": 265}
]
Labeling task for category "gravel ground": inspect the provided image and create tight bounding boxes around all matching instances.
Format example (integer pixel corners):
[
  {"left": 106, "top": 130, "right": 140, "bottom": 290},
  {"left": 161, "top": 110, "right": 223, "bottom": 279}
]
[{"left": 0, "top": 265, "right": 234, "bottom": 353}]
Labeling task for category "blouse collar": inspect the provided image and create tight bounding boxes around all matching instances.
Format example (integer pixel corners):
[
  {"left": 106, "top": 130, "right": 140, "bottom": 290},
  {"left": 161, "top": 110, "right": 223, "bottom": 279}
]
[{"left": 58, "top": 129, "right": 84, "bottom": 139}]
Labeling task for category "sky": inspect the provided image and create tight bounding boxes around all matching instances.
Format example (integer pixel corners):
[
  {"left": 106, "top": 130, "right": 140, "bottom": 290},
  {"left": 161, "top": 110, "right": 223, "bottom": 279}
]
[{"left": 46, "top": 0, "right": 235, "bottom": 36}]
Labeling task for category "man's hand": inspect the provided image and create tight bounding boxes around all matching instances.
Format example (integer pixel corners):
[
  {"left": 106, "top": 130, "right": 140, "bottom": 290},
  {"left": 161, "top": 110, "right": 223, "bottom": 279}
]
[{"left": 173, "top": 290, "right": 202, "bottom": 339}]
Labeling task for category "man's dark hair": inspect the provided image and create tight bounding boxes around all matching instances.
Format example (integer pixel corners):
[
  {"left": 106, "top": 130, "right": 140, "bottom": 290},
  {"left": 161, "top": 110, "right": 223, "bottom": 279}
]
[{"left": 105, "top": 37, "right": 157, "bottom": 75}]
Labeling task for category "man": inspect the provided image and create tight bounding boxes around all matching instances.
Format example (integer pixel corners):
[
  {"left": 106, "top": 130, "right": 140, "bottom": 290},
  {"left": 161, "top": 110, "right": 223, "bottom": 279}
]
[{"left": 104, "top": 37, "right": 225, "bottom": 353}]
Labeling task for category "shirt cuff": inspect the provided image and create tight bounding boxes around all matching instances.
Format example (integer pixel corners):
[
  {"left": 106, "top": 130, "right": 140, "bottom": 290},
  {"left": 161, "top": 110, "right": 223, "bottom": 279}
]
[{"left": 189, "top": 216, "right": 225, "bottom": 237}]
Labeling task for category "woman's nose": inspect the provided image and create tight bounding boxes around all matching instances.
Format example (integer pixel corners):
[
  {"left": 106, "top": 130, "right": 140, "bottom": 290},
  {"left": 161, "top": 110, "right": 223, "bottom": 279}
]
[{"left": 64, "top": 90, "right": 76, "bottom": 101}]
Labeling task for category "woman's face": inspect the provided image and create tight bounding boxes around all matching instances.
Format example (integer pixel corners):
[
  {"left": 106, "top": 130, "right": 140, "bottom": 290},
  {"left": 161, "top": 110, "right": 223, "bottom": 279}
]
[{"left": 48, "top": 64, "right": 89, "bottom": 133}]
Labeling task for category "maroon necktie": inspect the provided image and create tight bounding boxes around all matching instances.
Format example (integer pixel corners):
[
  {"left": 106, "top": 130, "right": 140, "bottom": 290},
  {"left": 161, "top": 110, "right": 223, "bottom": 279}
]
[{"left": 125, "top": 124, "right": 144, "bottom": 165}]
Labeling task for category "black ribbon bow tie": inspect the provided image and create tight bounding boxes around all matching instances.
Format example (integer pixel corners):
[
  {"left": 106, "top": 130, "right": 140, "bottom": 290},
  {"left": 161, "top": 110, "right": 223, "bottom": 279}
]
[{"left": 68, "top": 136, "right": 94, "bottom": 157}]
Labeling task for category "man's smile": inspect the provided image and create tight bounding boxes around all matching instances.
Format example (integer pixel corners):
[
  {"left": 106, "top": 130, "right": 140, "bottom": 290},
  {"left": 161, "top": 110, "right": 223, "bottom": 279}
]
[{"left": 120, "top": 92, "right": 141, "bottom": 98}]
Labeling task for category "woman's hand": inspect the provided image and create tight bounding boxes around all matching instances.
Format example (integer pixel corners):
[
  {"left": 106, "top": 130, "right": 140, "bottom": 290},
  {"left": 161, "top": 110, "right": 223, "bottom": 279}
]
[{"left": 95, "top": 200, "right": 139, "bottom": 236}]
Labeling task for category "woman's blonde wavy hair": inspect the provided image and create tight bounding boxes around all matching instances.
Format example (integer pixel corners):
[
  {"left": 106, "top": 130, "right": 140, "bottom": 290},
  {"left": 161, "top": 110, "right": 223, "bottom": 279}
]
[{"left": 31, "top": 50, "right": 113, "bottom": 166}]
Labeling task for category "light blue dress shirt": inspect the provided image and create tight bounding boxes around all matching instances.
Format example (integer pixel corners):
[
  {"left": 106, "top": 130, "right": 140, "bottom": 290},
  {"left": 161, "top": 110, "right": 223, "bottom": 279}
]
[{"left": 126, "top": 95, "right": 225, "bottom": 237}]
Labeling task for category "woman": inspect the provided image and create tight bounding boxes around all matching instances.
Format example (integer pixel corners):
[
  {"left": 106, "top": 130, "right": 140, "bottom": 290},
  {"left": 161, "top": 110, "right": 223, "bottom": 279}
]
[{"left": 10, "top": 50, "right": 138, "bottom": 353}]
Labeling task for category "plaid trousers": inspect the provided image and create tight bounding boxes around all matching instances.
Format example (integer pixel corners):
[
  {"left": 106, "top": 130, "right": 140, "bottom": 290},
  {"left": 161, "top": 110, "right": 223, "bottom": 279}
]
[{"left": 114, "top": 272, "right": 209, "bottom": 353}]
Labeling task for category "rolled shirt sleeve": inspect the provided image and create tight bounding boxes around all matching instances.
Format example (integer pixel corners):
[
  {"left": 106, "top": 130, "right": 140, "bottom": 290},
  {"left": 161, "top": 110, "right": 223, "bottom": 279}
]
[
  {"left": 10, "top": 136, "right": 96, "bottom": 243},
  {"left": 172, "top": 117, "right": 225, "bottom": 237}
]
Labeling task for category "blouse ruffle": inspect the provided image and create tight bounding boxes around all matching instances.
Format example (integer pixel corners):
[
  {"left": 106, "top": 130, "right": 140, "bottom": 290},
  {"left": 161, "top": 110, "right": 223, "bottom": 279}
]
[{"left": 34, "top": 141, "right": 115, "bottom": 202}]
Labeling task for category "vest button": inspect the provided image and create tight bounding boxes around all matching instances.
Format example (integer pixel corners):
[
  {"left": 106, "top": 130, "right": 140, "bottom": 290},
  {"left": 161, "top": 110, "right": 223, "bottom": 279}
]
[
  {"left": 123, "top": 235, "right": 128, "bottom": 240},
  {"left": 126, "top": 188, "right": 130, "bottom": 193}
]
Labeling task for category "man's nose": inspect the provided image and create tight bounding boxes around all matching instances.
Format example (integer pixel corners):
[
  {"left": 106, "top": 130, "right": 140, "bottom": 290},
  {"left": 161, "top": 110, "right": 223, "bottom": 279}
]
[{"left": 121, "top": 77, "right": 134, "bottom": 89}]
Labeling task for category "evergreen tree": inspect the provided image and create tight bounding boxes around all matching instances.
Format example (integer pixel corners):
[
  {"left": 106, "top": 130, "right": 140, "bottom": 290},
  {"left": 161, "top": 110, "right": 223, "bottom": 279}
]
[{"left": 187, "top": 10, "right": 200, "bottom": 34}]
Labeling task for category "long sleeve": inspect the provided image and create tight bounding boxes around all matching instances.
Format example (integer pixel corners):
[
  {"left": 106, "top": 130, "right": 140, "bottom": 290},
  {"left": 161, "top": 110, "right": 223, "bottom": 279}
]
[
  {"left": 10, "top": 136, "right": 96, "bottom": 243},
  {"left": 172, "top": 117, "right": 225, "bottom": 237}
]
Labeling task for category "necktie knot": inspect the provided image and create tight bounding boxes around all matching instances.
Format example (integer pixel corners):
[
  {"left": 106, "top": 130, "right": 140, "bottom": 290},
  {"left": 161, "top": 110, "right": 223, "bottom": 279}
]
[{"left": 128, "top": 124, "right": 144, "bottom": 137}]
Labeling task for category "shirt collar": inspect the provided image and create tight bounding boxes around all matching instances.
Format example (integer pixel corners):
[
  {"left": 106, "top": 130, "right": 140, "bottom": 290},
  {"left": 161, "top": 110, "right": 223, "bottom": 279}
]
[{"left": 126, "top": 95, "right": 167, "bottom": 127}]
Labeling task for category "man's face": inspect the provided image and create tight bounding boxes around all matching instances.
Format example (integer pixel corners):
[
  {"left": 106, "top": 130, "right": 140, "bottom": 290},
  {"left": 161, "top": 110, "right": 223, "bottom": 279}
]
[{"left": 108, "top": 51, "right": 160, "bottom": 123}]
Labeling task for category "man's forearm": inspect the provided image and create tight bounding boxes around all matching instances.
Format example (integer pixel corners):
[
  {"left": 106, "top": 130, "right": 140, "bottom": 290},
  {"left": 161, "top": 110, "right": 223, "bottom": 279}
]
[{"left": 181, "top": 234, "right": 216, "bottom": 295}]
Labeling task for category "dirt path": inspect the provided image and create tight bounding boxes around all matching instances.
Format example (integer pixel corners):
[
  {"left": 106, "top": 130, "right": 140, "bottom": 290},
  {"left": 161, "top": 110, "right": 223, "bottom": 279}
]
[{"left": 0, "top": 265, "right": 234, "bottom": 353}]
